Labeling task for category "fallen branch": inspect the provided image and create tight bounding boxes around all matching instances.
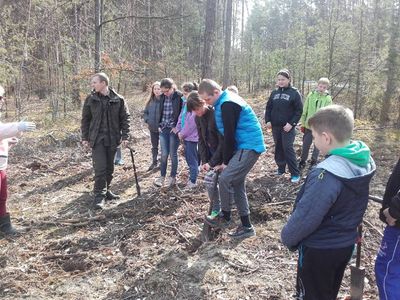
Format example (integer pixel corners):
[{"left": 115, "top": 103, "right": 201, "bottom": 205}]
[
  {"left": 43, "top": 253, "right": 88, "bottom": 260},
  {"left": 159, "top": 222, "right": 192, "bottom": 246},
  {"left": 363, "top": 219, "right": 383, "bottom": 237}
]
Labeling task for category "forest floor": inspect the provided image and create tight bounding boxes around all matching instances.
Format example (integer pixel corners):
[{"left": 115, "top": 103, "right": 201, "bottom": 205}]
[{"left": 0, "top": 91, "right": 398, "bottom": 300}]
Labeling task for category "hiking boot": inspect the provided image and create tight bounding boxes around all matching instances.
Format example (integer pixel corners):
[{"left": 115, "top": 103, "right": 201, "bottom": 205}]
[
  {"left": 154, "top": 176, "right": 165, "bottom": 187},
  {"left": 228, "top": 225, "right": 256, "bottom": 239},
  {"left": 298, "top": 160, "right": 306, "bottom": 170},
  {"left": 147, "top": 162, "right": 157, "bottom": 172},
  {"left": 106, "top": 190, "right": 120, "bottom": 200},
  {"left": 184, "top": 181, "right": 197, "bottom": 189},
  {"left": 205, "top": 214, "right": 231, "bottom": 229},
  {"left": 93, "top": 195, "right": 106, "bottom": 210},
  {"left": 166, "top": 177, "right": 176, "bottom": 188},
  {"left": 0, "top": 213, "right": 19, "bottom": 235},
  {"left": 291, "top": 175, "right": 301, "bottom": 183}
]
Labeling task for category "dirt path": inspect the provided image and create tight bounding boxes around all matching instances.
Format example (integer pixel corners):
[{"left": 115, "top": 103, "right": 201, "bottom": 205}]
[{"left": 0, "top": 93, "right": 396, "bottom": 299}]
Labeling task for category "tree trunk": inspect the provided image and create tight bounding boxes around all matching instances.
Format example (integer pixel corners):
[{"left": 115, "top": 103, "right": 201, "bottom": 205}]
[
  {"left": 380, "top": 0, "right": 400, "bottom": 124},
  {"left": 94, "top": 0, "right": 102, "bottom": 72},
  {"left": 354, "top": 2, "right": 364, "bottom": 119},
  {"left": 201, "top": 0, "right": 217, "bottom": 79},
  {"left": 223, "top": 0, "right": 233, "bottom": 88}
]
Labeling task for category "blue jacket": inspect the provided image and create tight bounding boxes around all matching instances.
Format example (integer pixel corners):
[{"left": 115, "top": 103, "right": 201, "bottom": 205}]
[
  {"left": 214, "top": 90, "right": 266, "bottom": 154},
  {"left": 281, "top": 155, "right": 376, "bottom": 249}
]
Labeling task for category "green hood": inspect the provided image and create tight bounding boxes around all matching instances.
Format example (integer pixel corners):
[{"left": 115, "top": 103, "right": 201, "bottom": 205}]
[{"left": 329, "top": 141, "right": 371, "bottom": 167}]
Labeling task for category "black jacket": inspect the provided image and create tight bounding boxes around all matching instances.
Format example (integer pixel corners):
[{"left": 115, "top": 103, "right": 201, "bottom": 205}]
[
  {"left": 159, "top": 90, "right": 183, "bottom": 128},
  {"left": 81, "top": 88, "right": 131, "bottom": 147},
  {"left": 143, "top": 97, "right": 161, "bottom": 132},
  {"left": 195, "top": 106, "right": 223, "bottom": 167},
  {"left": 380, "top": 158, "right": 400, "bottom": 228},
  {"left": 265, "top": 85, "right": 303, "bottom": 127}
]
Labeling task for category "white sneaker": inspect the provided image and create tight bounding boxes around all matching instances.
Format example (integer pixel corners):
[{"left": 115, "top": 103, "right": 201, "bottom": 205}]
[
  {"left": 185, "top": 181, "right": 197, "bottom": 189},
  {"left": 166, "top": 177, "right": 176, "bottom": 187},
  {"left": 154, "top": 176, "right": 165, "bottom": 187}
]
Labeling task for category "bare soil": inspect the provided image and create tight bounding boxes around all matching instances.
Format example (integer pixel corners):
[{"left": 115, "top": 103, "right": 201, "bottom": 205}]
[{"left": 0, "top": 92, "right": 396, "bottom": 299}]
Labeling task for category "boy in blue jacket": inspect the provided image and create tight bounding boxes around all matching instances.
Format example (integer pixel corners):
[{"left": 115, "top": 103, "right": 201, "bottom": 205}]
[{"left": 281, "top": 105, "right": 375, "bottom": 300}]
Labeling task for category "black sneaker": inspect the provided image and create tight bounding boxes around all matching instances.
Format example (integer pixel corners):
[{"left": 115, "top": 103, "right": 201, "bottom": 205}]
[
  {"left": 204, "top": 215, "right": 231, "bottom": 229},
  {"left": 106, "top": 190, "right": 120, "bottom": 200},
  {"left": 228, "top": 225, "right": 256, "bottom": 239},
  {"left": 93, "top": 196, "right": 106, "bottom": 209},
  {"left": 147, "top": 162, "right": 157, "bottom": 172},
  {"left": 298, "top": 160, "right": 306, "bottom": 170}
]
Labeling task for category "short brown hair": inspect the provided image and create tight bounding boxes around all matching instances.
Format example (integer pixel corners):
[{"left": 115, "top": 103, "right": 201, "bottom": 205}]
[
  {"left": 308, "top": 105, "right": 354, "bottom": 142},
  {"left": 318, "top": 77, "right": 330, "bottom": 86},
  {"left": 160, "top": 78, "right": 175, "bottom": 89},
  {"left": 198, "top": 79, "right": 221, "bottom": 96},
  {"left": 182, "top": 82, "right": 198, "bottom": 93},
  {"left": 186, "top": 91, "right": 205, "bottom": 112},
  {"left": 93, "top": 72, "right": 109, "bottom": 86}
]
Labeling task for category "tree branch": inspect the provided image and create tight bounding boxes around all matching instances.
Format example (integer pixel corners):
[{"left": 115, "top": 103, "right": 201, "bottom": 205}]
[{"left": 100, "top": 14, "right": 190, "bottom": 27}]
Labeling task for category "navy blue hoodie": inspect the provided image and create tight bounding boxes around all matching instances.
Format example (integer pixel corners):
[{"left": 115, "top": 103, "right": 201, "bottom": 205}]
[{"left": 265, "top": 85, "right": 303, "bottom": 127}]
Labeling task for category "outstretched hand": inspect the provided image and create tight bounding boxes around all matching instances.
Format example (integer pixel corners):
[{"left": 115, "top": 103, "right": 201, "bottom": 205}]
[
  {"left": 18, "top": 121, "right": 36, "bottom": 132},
  {"left": 383, "top": 208, "right": 397, "bottom": 226}
]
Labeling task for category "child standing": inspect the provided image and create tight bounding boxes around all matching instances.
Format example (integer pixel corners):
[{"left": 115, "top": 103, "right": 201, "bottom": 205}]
[
  {"left": 375, "top": 158, "right": 400, "bottom": 300},
  {"left": 154, "top": 78, "right": 183, "bottom": 188},
  {"left": 299, "top": 78, "right": 332, "bottom": 169},
  {"left": 187, "top": 91, "right": 223, "bottom": 217},
  {"left": 174, "top": 82, "right": 199, "bottom": 189},
  {"left": 265, "top": 69, "right": 303, "bottom": 183},
  {"left": 281, "top": 105, "right": 375, "bottom": 300},
  {"left": 143, "top": 81, "right": 162, "bottom": 171}
]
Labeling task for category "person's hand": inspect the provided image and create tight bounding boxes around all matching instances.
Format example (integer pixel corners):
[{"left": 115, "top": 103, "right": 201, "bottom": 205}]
[
  {"left": 214, "top": 164, "right": 227, "bottom": 171},
  {"left": 178, "top": 133, "right": 184, "bottom": 141},
  {"left": 171, "top": 127, "right": 178, "bottom": 134},
  {"left": 283, "top": 123, "right": 293, "bottom": 132},
  {"left": 121, "top": 140, "right": 129, "bottom": 148},
  {"left": 266, "top": 122, "right": 272, "bottom": 130},
  {"left": 8, "top": 137, "right": 18, "bottom": 145},
  {"left": 201, "top": 163, "right": 211, "bottom": 171},
  {"left": 18, "top": 121, "right": 36, "bottom": 132},
  {"left": 82, "top": 140, "right": 90, "bottom": 149},
  {"left": 383, "top": 208, "right": 397, "bottom": 226}
]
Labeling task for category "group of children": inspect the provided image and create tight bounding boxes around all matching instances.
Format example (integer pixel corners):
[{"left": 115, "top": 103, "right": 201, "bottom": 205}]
[
  {"left": 0, "top": 70, "right": 398, "bottom": 299},
  {"left": 140, "top": 72, "right": 399, "bottom": 299}
]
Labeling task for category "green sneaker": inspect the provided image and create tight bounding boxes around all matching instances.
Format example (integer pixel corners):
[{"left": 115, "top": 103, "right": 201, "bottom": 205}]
[{"left": 208, "top": 210, "right": 220, "bottom": 220}]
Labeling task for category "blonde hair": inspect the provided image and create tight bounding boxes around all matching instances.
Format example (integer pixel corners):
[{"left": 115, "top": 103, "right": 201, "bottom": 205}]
[
  {"left": 93, "top": 72, "right": 110, "bottom": 86},
  {"left": 308, "top": 105, "right": 354, "bottom": 143},
  {"left": 318, "top": 77, "right": 330, "bottom": 86}
]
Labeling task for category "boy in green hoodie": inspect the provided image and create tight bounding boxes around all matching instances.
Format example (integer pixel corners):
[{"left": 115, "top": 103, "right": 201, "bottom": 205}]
[
  {"left": 281, "top": 105, "right": 375, "bottom": 300},
  {"left": 299, "top": 78, "right": 332, "bottom": 169}
]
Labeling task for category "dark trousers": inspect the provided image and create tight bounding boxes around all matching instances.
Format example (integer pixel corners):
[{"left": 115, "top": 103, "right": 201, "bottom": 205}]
[
  {"left": 150, "top": 130, "right": 159, "bottom": 164},
  {"left": 272, "top": 126, "right": 299, "bottom": 176},
  {"left": 301, "top": 128, "right": 319, "bottom": 163},
  {"left": 92, "top": 142, "right": 117, "bottom": 196},
  {"left": 296, "top": 245, "right": 354, "bottom": 300}
]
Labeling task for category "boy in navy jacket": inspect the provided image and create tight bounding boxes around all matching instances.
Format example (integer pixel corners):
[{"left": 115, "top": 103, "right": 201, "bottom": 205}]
[{"left": 281, "top": 105, "right": 375, "bottom": 300}]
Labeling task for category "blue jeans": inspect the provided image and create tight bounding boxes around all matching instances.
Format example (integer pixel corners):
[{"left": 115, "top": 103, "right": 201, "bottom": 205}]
[
  {"left": 114, "top": 147, "right": 123, "bottom": 163},
  {"left": 159, "top": 128, "right": 180, "bottom": 178},
  {"left": 375, "top": 226, "right": 400, "bottom": 300},
  {"left": 184, "top": 141, "right": 198, "bottom": 183}
]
